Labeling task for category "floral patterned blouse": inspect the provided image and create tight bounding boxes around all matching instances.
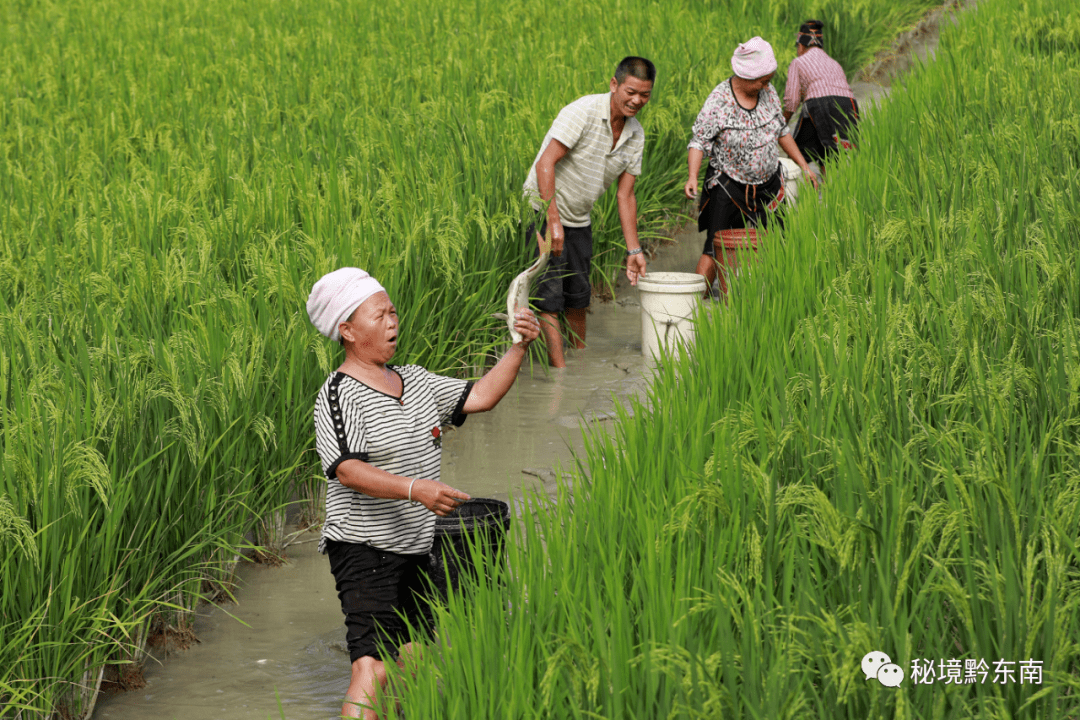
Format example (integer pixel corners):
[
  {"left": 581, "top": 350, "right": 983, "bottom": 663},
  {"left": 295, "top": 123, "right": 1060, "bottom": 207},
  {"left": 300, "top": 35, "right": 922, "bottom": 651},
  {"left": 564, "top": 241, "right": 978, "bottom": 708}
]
[{"left": 687, "top": 78, "right": 790, "bottom": 187}]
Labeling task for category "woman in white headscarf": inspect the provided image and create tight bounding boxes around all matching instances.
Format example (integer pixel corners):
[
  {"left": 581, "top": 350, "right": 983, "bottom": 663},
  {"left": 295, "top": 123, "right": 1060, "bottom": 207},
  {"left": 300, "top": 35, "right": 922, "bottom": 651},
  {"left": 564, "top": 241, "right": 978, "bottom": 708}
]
[
  {"left": 306, "top": 267, "right": 540, "bottom": 719},
  {"left": 683, "top": 36, "right": 818, "bottom": 300}
]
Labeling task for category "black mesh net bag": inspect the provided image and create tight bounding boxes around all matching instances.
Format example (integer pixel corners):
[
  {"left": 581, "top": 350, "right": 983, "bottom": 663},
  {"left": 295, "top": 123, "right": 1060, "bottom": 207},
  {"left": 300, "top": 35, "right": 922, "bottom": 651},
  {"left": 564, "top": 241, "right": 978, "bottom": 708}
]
[{"left": 427, "top": 498, "right": 510, "bottom": 599}]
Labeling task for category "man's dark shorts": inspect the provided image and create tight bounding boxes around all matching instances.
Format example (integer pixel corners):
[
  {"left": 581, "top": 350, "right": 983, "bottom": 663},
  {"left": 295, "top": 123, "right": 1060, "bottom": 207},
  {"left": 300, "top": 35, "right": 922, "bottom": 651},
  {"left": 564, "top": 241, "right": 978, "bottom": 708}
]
[
  {"left": 326, "top": 539, "right": 435, "bottom": 663},
  {"left": 526, "top": 218, "right": 593, "bottom": 313}
]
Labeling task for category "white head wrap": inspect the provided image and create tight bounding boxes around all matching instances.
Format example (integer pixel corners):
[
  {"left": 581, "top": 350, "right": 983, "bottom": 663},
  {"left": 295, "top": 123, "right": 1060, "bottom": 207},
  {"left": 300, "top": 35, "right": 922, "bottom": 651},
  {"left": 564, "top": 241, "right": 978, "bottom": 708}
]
[
  {"left": 731, "top": 36, "right": 777, "bottom": 80},
  {"left": 307, "top": 267, "right": 387, "bottom": 341}
]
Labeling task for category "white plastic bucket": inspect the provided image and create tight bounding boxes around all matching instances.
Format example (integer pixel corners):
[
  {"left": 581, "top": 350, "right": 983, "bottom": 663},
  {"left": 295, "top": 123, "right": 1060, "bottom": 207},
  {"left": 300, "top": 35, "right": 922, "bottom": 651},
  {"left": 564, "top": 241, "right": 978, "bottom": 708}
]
[{"left": 637, "top": 272, "right": 707, "bottom": 364}]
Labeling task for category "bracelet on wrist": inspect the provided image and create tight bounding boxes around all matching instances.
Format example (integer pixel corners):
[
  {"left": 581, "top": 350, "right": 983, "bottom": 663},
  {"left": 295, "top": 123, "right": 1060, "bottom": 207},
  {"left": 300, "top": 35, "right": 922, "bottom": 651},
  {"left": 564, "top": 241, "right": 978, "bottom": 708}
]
[{"left": 626, "top": 247, "right": 643, "bottom": 257}]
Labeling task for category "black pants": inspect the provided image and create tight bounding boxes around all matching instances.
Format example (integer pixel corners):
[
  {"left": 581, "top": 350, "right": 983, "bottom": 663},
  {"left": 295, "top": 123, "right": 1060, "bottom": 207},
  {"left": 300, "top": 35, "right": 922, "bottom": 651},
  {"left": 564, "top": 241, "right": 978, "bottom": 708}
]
[
  {"left": 326, "top": 540, "right": 435, "bottom": 663},
  {"left": 698, "top": 166, "right": 784, "bottom": 257},
  {"left": 793, "top": 95, "right": 860, "bottom": 164},
  {"left": 526, "top": 218, "right": 593, "bottom": 312}
]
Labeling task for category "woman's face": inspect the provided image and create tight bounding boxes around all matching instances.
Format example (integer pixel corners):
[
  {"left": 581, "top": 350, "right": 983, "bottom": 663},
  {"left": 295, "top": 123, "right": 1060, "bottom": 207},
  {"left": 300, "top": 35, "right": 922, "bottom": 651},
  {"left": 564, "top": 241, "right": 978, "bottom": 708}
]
[
  {"left": 340, "top": 291, "right": 399, "bottom": 364},
  {"left": 742, "top": 72, "right": 776, "bottom": 96}
]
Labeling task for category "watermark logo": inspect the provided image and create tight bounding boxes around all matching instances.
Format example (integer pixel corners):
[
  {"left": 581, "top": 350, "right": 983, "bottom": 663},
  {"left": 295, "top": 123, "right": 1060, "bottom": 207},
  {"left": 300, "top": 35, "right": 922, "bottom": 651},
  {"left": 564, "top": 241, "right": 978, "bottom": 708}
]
[
  {"left": 909, "top": 658, "right": 1043, "bottom": 685},
  {"left": 878, "top": 663, "right": 906, "bottom": 687},
  {"left": 862, "top": 651, "right": 903, "bottom": 686},
  {"left": 863, "top": 653, "right": 1044, "bottom": 687}
]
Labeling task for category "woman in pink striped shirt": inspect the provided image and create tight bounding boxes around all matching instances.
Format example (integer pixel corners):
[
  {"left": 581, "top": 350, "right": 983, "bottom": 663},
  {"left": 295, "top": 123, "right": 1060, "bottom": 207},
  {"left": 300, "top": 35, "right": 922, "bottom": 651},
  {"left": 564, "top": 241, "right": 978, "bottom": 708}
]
[{"left": 782, "top": 20, "right": 859, "bottom": 173}]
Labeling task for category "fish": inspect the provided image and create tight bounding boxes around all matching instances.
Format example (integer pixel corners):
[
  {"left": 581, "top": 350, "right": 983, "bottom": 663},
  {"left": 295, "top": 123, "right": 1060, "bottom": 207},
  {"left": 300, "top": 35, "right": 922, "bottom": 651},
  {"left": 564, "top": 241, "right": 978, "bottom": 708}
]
[{"left": 505, "top": 228, "right": 552, "bottom": 343}]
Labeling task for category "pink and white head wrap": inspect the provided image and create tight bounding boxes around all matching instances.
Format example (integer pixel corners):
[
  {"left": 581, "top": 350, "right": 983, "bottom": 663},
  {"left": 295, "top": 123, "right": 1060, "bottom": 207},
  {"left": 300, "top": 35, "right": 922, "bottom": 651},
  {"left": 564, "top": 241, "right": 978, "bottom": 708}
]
[
  {"left": 731, "top": 36, "right": 777, "bottom": 80},
  {"left": 307, "top": 267, "right": 387, "bottom": 341}
]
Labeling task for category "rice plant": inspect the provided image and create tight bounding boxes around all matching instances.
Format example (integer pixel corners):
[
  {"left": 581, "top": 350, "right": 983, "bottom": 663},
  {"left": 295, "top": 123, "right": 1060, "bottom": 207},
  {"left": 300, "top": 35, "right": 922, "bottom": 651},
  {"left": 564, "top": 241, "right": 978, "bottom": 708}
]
[
  {"left": 388, "top": 0, "right": 1080, "bottom": 717},
  {"left": 0, "top": 0, "right": 940, "bottom": 714}
]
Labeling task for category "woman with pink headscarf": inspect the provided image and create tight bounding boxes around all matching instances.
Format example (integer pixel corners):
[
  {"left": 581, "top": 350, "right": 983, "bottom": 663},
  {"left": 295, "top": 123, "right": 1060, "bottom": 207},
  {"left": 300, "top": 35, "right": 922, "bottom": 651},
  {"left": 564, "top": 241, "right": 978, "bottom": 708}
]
[{"left": 684, "top": 37, "right": 818, "bottom": 299}]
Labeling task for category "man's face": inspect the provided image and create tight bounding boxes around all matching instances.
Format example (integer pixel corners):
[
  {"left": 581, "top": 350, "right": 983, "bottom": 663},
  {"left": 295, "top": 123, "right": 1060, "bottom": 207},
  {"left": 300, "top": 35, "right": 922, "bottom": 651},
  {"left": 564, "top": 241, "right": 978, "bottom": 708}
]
[{"left": 609, "top": 75, "right": 653, "bottom": 118}]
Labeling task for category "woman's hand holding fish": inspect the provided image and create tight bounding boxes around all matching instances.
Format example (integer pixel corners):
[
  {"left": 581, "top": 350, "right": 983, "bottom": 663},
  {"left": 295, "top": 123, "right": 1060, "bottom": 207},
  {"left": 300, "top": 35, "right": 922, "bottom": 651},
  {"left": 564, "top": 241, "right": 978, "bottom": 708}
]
[
  {"left": 511, "top": 308, "right": 541, "bottom": 347},
  {"left": 463, "top": 307, "right": 542, "bottom": 412}
]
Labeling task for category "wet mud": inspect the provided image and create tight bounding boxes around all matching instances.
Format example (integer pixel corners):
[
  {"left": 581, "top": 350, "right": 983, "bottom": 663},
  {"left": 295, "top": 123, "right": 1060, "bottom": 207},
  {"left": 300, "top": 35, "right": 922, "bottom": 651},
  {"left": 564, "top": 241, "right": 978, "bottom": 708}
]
[{"left": 92, "top": 9, "right": 967, "bottom": 716}]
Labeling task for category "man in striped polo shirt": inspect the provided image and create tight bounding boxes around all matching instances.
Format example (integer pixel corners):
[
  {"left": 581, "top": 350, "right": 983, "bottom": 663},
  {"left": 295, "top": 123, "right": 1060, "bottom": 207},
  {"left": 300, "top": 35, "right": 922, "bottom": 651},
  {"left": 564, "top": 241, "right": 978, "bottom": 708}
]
[{"left": 523, "top": 56, "right": 654, "bottom": 368}]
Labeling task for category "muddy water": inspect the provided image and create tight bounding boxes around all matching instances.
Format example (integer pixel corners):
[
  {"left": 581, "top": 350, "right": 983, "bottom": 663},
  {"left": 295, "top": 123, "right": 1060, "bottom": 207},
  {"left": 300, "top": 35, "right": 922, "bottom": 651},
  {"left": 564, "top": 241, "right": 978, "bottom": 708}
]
[
  {"left": 92, "top": 538, "right": 351, "bottom": 719},
  {"left": 441, "top": 232, "right": 702, "bottom": 503},
  {"left": 92, "top": 49, "right": 937, "bottom": 717}
]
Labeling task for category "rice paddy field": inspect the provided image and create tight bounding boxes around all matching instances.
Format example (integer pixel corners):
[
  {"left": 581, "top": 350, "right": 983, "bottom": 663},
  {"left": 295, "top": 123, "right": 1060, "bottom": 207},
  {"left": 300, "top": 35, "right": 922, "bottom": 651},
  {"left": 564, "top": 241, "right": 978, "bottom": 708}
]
[
  {"left": 391, "top": 0, "right": 1080, "bottom": 718},
  {"left": 2, "top": 0, "right": 1075, "bottom": 716}
]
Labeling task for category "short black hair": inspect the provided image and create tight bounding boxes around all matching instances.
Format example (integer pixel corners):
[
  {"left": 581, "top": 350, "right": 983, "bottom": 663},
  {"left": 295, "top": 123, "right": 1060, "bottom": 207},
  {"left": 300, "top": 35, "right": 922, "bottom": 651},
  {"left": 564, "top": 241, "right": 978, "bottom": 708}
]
[{"left": 614, "top": 56, "right": 656, "bottom": 85}]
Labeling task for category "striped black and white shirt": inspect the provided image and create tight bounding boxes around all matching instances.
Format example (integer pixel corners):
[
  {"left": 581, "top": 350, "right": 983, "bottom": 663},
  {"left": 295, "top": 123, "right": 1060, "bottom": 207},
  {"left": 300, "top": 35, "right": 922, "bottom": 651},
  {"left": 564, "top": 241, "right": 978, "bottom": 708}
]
[
  {"left": 523, "top": 92, "right": 645, "bottom": 227},
  {"left": 314, "top": 366, "right": 473, "bottom": 556}
]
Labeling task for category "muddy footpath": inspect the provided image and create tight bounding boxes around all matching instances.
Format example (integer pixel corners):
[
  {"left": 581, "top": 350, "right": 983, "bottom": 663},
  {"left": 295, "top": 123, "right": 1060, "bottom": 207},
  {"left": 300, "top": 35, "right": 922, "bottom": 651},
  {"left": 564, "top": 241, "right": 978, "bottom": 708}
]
[{"left": 92, "top": 6, "right": 969, "bottom": 717}]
